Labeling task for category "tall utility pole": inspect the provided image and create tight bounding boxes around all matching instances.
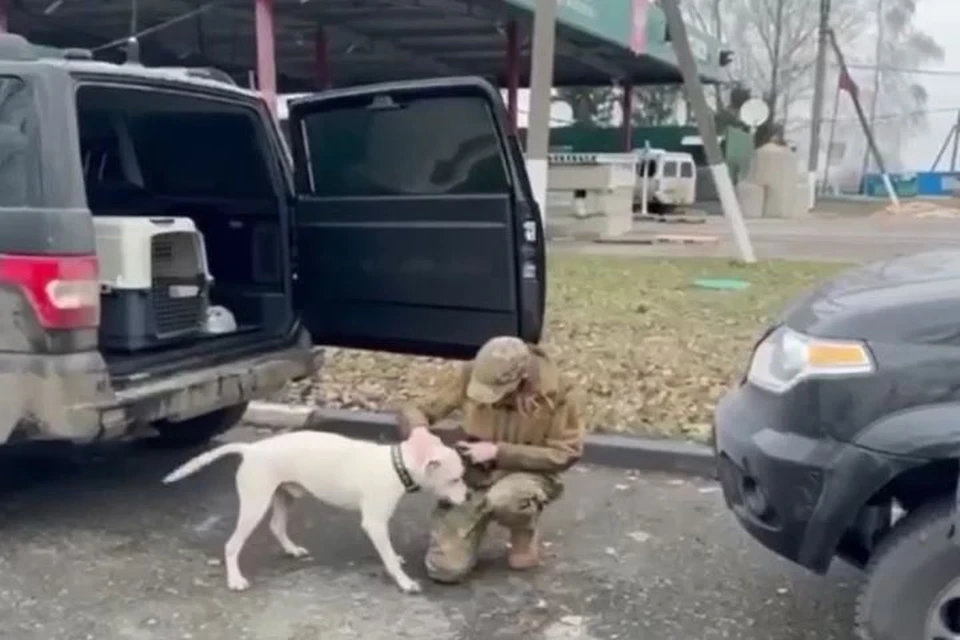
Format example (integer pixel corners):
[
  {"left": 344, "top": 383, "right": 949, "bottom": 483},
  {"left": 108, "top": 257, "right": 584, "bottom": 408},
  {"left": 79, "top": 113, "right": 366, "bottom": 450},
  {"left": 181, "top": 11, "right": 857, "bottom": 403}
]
[
  {"left": 767, "top": 0, "right": 786, "bottom": 116},
  {"left": 712, "top": 0, "right": 723, "bottom": 106},
  {"left": 525, "top": 0, "right": 558, "bottom": 223},
  {"left": 660, "top": 0, "right": 756, "bottom": 263},
  {"left": 951, "top": 110, "right": 960, "bottom": 171},
  {"left": 828, "top": 29, "right": 899, "bottom": 209},
  {"left": 930, "top": 110, "right": 960, "bottom": 172},
  {"left": 860, "top": 0, "right": 885, "bottom": 179},
  {"left": 807, "top": 0, "right": 831, "bottom": 199}
]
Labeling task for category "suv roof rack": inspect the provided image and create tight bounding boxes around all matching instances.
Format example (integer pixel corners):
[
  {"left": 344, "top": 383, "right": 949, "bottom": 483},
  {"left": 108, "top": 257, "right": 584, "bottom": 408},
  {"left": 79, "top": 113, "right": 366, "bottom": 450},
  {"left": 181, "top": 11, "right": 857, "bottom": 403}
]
[
  {"left": 0, "top": 33, "right": 239, "bottom": 89},
  {"left": 62, "top": 48, "right": 93, "bottom": 60},
  {"left": 156, "top": 66, "right": 238, "bottom": 86},
  {"left": 122, "top": 37, "right": 141, "bottom": 65}
]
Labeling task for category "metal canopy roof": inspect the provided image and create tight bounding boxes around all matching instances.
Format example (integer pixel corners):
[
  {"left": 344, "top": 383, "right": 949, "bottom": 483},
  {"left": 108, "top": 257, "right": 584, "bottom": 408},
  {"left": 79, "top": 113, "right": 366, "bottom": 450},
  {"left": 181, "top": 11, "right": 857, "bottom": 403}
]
[{"left": 9, "top": 0, "right": 720, "bottom": 92}]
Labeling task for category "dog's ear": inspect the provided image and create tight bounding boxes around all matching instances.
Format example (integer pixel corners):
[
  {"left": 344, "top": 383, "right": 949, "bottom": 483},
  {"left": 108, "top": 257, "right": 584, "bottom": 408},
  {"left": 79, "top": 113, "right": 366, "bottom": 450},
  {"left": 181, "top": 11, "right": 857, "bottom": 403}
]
[{"left": 409, "top": 431, "right": 443, "bottom": 466}]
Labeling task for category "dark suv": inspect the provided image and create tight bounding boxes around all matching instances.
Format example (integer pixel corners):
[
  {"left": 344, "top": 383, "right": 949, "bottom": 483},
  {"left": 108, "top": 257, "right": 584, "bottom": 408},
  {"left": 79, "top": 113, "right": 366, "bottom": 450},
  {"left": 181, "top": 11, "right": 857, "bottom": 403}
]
[
  {"left": 714, "top": 250, "right": 960, "bottom": 639},
  {"left": 0, "top": 34, "right": 544, "bottom": 448}
]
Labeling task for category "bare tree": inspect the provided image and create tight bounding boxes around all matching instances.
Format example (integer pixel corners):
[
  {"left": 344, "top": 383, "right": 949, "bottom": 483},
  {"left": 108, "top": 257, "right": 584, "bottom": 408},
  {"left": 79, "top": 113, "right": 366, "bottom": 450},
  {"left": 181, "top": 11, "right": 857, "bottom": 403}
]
[
  {"left": 684, "top": 0, "right": 878, "bottom": 118},
  {"left": 863, "top": 0, "right": 944, "bottom": 167},
  {"left": 552, "top": 87, "right": 617, "bottom": 126},
  {"left": 683, "top": 0, "right": 941, "bottom": 169}
]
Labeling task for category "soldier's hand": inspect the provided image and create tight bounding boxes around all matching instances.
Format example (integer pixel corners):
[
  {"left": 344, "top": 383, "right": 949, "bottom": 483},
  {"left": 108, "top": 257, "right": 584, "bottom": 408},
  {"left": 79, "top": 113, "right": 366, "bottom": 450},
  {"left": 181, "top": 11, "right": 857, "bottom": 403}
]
[{"left": 455, "top": 441, "right": 498, "bottom": 464}]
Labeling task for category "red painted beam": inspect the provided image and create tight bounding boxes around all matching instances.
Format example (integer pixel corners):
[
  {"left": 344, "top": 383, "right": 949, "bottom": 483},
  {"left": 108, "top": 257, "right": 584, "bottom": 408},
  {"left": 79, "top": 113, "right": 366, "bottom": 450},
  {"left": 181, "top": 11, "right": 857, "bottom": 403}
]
[{"left": 254, "top": 0, "right": 277, "bottom": 115}]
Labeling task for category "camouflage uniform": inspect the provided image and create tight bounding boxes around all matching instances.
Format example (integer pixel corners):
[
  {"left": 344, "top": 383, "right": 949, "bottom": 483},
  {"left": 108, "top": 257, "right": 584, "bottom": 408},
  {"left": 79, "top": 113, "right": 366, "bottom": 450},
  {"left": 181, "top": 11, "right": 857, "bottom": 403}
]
[{"left": 398, "top": 336, "right": 586, "bottom": 583}]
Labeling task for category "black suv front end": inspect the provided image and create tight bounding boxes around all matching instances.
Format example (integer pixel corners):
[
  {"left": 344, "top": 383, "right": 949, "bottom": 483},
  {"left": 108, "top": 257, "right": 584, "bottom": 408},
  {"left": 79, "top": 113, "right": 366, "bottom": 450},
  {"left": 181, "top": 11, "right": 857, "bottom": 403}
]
[
  {"left": 714, "top": 249, "right": 960, "bottom": 574},
  {"left": 714, "top": 372, "right": 917, "bottom": 573}
]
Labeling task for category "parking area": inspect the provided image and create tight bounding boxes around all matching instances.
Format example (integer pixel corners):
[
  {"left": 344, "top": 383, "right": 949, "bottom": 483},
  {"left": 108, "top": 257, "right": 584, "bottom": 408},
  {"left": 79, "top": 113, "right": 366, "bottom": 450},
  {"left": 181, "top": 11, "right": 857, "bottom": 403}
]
[{"left": 0, "top": 424, "right": 859, "bottom": 640}]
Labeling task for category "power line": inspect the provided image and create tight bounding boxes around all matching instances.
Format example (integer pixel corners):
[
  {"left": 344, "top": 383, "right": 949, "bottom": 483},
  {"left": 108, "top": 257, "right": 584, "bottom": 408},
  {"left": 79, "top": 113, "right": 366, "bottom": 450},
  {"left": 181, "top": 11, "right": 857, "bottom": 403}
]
[
  {"left": 791, "top": 105, "right": 960, "bottom": 126},
  {"left": 837, "top": 62, "right": 960, "bottom": 76}
]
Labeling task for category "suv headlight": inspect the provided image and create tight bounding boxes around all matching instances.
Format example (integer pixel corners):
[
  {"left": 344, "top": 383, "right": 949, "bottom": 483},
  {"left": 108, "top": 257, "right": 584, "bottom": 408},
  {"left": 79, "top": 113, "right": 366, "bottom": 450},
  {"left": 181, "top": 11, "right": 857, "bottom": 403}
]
[{"left": 747, "top": 326, "right": 875, "bottom": 393}]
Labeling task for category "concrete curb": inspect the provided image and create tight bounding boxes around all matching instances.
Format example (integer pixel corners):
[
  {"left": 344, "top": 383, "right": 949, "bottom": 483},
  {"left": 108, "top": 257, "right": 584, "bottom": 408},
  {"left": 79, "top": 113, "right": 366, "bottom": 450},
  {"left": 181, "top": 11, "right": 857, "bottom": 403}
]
[{"left": 244, "top": 402, "right": 717, "bottom": 480}]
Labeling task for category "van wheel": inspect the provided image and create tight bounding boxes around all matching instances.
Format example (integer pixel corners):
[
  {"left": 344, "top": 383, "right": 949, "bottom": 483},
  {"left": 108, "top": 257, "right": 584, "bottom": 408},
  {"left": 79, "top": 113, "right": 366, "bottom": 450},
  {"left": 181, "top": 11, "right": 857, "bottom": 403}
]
[
  {"left": 151, "top": 403, "right": 248, "bottom": 448},
  {"left": 855, "top": 499, "right": 960, "bottom": 640}
]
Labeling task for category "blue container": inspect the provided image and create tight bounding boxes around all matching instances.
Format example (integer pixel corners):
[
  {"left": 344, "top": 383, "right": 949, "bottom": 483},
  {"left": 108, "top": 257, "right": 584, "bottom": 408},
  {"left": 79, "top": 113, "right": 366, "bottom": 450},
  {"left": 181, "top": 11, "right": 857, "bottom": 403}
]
[
  {"left": 864, "top": 171, "right": 960, "bottom": 197},
  {"left": 862, "top": 173, "right": 919, "bottom": 197}
]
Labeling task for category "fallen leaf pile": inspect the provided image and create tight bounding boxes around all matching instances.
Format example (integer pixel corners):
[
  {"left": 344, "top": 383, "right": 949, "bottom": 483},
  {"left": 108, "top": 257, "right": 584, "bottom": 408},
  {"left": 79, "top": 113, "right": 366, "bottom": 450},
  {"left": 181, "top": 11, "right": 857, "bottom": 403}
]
[
  {"left": 276, "top": 255, "right": 846, "bottom": 443},
  {"left": 874, "top": 199, "right": 960, "bottom": 218}
]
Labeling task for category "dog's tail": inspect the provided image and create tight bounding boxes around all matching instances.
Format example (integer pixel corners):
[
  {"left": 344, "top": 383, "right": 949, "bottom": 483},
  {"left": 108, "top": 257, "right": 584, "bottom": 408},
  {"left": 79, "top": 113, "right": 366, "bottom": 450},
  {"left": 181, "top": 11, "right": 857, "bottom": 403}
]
[{"left": 162, "top": 442, "right": 248, "bottom": 484}]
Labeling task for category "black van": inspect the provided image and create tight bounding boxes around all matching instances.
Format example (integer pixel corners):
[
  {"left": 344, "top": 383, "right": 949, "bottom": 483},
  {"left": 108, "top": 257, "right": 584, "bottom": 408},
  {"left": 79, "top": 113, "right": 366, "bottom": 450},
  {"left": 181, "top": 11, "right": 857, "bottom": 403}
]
[{"left": 0, "top": 34, "right": 544, "bottom": 447}]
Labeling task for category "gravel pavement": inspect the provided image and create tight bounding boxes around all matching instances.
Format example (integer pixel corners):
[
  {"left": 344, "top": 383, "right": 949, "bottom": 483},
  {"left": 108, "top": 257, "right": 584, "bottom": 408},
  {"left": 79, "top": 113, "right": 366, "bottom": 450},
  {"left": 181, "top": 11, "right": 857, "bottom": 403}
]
[{"left": 0, "top": 424, "right": 861, "bottom": 640}]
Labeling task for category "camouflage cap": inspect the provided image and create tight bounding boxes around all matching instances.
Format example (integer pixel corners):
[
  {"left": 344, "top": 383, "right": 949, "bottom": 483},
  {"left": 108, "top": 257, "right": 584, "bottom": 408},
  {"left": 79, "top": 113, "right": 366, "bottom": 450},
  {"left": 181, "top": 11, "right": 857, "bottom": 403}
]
[{"left": 466, "top": 336, "right": 532, "bottom": 404}]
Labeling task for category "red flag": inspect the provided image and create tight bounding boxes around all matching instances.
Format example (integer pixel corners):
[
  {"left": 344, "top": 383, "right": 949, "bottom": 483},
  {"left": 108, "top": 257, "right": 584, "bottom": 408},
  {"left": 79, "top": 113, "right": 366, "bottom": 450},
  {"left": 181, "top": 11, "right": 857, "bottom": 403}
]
[{"left": 838, "top": 68, "right": 859, "bottom": 100}]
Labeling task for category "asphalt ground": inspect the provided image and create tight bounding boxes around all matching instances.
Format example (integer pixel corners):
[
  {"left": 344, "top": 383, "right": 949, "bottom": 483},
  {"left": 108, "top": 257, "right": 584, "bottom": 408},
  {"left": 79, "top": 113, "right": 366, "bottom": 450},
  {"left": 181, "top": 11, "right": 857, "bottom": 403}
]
[
  {"left": 556, "top": 215, "right": 960, "bottom": 263},
  {"left": 0, "top": 423, "right": 861, "bottom": 640}
]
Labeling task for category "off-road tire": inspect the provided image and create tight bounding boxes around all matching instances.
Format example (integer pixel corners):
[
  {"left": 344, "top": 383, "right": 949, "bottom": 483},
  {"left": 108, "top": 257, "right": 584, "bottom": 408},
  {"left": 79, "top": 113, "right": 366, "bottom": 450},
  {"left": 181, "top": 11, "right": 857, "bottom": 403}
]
[
  {"left": 855, "top": 498, "right": 960, "bottom": 640},
  {"left": 151, "top": 403, "right": 249, "bottom": 449}
]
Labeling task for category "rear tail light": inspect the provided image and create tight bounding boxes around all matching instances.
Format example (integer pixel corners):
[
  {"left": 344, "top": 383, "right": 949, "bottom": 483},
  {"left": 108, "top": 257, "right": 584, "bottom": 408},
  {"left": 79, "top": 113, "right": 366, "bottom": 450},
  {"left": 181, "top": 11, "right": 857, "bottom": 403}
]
[{"left": 0, "top": 254, "right": 100, "bottom": 329}]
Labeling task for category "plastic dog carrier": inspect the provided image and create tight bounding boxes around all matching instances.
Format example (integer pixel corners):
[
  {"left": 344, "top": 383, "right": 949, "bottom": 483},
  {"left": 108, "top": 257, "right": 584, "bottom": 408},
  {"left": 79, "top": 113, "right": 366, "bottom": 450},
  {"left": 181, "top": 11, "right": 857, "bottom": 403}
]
[{"left": 93, "top": 216, "right": 212, "bottom": 351}]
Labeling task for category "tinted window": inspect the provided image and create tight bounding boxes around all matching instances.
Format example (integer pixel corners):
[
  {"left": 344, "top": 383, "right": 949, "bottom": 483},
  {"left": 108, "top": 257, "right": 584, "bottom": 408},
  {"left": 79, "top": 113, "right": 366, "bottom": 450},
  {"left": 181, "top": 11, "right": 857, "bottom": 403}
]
[
  {"left": 680, "top": 162, "right": 694, "bottom": 178},
  {"left": 77, "top": 86, "right": 274, "bottom": 201},
  {"left": 129, "top": 111, "right": 273, "bottom": 199},
  {"left": 300, "top": 95, "right": 509, "bottom": 197},
  {"left": 662, "top": 161, "right": 678, "bottom": 178},
  {"left": 0, "top": 77, "right": 39, "bottom": 207}
]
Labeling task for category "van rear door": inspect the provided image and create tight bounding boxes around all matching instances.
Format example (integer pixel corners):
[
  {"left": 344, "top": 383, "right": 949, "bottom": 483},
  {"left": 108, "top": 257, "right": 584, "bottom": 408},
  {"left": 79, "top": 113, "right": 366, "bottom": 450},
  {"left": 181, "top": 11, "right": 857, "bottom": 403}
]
[{"left": 287, "top": 77, "right": 545, "bottom": 359}]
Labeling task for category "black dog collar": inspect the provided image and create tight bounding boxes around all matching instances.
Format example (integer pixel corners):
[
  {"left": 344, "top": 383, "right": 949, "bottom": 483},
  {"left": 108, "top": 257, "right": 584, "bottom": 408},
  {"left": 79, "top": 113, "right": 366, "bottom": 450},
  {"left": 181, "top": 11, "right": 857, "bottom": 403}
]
[{"left": 391, "top": 445, "right": 420, "bottom": 493}]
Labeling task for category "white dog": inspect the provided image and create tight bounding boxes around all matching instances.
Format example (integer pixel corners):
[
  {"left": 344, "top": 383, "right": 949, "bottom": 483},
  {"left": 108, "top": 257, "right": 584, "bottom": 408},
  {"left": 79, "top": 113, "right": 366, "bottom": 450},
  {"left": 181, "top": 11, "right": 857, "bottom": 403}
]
[{"left": 162, "top": 429, "right": 468, "bottom": 593}]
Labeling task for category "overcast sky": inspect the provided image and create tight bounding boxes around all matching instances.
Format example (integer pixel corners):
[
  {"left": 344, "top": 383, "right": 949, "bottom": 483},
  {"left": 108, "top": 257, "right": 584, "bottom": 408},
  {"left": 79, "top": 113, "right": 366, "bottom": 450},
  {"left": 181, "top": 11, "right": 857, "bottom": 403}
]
[
  {"left": 501, "top": 1, "right": 960, "bottom": 171},
  {"left": 904, "top": 0, "right": 960, "bottom": 170}
]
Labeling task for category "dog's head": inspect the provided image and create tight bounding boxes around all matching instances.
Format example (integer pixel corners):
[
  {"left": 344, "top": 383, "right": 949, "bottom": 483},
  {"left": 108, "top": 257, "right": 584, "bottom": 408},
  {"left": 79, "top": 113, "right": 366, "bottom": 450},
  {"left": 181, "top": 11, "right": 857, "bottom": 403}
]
[{"left": 406, "top": 430, "right": 468, "bottom": 505}]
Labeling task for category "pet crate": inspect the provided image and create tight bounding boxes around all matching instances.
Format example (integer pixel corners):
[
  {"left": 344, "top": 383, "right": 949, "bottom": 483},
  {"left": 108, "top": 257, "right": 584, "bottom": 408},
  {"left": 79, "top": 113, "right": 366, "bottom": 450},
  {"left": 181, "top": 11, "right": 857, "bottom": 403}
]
[{"left": 93, "top": 216, "right": 212, "bottom": 351}]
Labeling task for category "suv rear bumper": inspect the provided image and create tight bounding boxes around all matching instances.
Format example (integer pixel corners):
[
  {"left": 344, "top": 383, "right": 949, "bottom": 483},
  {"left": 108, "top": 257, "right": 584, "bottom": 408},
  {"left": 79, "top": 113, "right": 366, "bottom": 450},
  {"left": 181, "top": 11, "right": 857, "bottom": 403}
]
[
  {"left": 0, "top": 329, "right": 316, "bottom": 445},
  {"left": 714, "top": 384, "right": 917, "bottom": 574}
]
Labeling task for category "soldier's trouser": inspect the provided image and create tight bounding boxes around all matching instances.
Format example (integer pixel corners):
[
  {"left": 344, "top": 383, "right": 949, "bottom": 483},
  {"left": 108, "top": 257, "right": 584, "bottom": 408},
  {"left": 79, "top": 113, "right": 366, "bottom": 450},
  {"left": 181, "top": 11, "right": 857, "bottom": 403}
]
[{"left": 425, "top": 472, "right": 562, "bottom": 584}]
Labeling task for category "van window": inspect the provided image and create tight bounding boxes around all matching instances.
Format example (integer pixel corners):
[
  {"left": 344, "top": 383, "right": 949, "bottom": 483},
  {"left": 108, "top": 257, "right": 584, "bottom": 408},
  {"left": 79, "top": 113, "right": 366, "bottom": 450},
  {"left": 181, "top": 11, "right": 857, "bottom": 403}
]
[
  {"left": 662, "top": 161, "right": 678, "bottom": 178},
  {"left": 0, "top": 76, "right": 40, "bottom": 207},
  {"left": 680, "top": 162, "right": 694, "bottom": 178},
  {"left": 639, "top": 159, "right": 657, "bottom": 177},
  {"left": 298, "top": 95, "right": 509, "bottom": 197}
]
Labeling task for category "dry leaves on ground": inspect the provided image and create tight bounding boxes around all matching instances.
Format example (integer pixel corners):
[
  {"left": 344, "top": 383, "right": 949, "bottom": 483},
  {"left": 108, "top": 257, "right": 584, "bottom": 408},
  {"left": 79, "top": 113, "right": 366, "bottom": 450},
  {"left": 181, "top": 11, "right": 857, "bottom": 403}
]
[{"left": 277, "top": 255, "right": 846, "bottom": 442}]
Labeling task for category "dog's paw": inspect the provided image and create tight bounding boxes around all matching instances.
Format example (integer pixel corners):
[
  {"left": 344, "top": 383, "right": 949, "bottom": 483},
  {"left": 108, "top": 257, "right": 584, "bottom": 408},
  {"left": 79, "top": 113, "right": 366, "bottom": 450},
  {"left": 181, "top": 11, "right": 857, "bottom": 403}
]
[
  {"left": 397, "top": 577, "right": 422, "bottom": 594},
  {"left": 227, "top": 575, "right": 251, "bottom": 592},
  {"left": 286, "top": 545, "right": 310, "bottom": 559}
]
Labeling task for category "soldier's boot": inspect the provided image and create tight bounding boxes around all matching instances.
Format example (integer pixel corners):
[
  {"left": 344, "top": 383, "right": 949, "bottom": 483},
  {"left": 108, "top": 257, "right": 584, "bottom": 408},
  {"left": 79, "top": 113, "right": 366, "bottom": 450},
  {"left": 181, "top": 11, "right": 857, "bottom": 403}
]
[
  {"left": 507, "top": 528, "right": 540, "bottom": 570},
  {"left": 486, "top": 473, "right": 559, "bottom": 571}
]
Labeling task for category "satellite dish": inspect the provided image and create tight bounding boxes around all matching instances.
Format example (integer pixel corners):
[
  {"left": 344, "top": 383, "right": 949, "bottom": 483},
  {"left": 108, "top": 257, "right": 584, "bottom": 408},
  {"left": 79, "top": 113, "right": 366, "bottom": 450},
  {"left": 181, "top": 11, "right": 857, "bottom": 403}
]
[{"left": 738, "top": 98, "right": 770, "bottom": 128}]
